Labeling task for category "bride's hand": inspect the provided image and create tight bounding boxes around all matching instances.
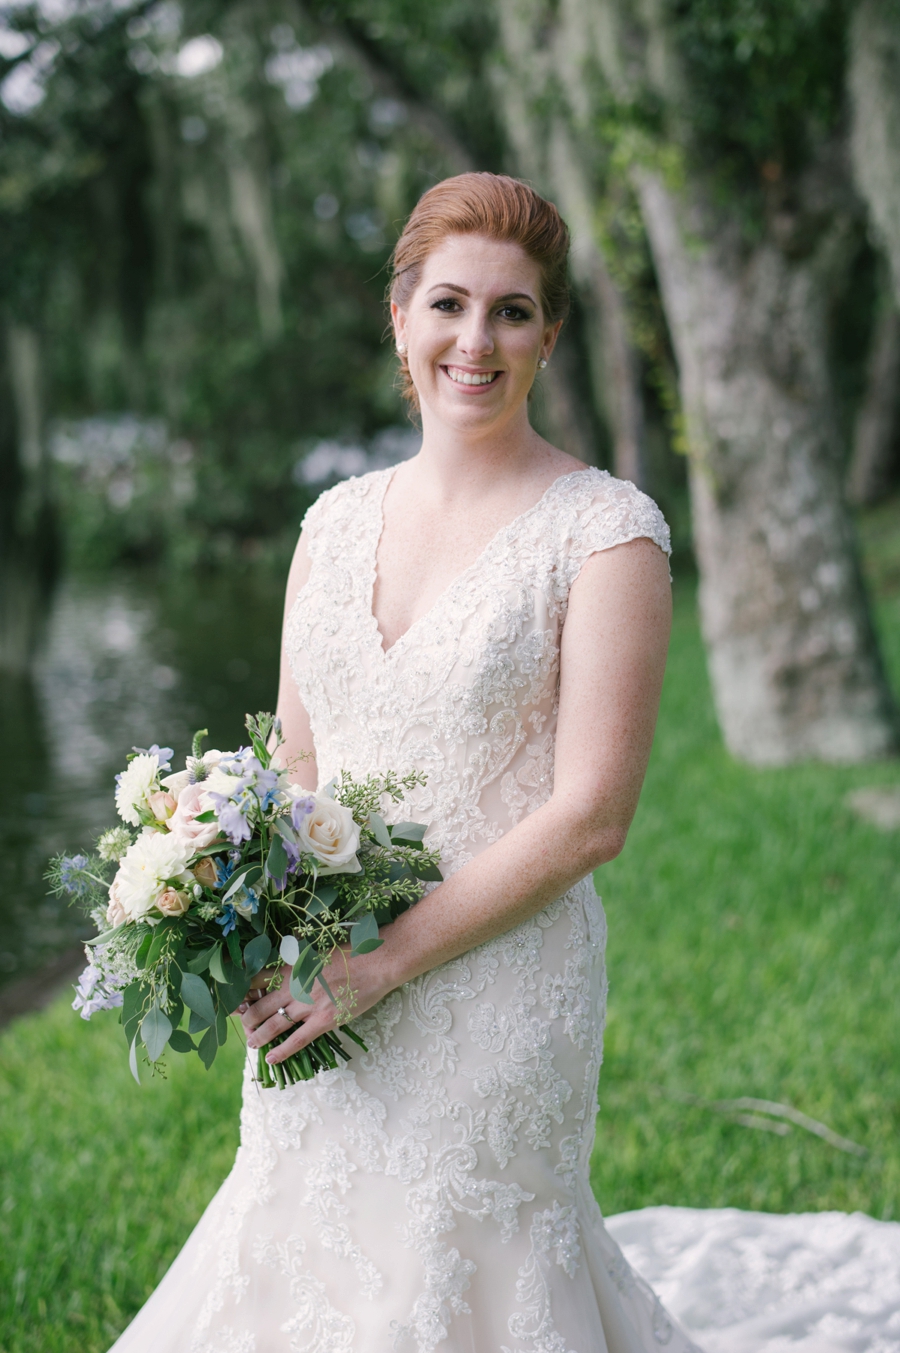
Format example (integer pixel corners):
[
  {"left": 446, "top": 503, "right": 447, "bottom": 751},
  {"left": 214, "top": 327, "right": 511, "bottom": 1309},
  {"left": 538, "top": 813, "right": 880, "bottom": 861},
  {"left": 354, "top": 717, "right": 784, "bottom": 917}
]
[{"left": 239, "top": 945, "right": 396, "bottom": 1065}]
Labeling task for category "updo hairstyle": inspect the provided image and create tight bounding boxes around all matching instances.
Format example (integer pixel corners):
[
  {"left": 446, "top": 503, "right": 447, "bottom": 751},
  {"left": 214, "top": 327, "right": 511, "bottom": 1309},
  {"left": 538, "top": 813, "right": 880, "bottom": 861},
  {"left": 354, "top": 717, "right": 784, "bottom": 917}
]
[{"left": 389, "top": 173, "right": 571, "bottom": 410}]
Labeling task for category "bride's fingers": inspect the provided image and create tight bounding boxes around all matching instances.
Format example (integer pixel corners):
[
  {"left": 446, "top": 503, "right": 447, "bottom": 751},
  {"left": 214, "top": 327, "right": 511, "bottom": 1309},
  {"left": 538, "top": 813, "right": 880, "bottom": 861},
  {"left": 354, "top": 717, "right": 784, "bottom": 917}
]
[
  {"left": 264, "top": 1007, "right": 337, "bottom": 1064},
  {"left": 246, "top": 998, "right": 317, "bottom": 1049}
]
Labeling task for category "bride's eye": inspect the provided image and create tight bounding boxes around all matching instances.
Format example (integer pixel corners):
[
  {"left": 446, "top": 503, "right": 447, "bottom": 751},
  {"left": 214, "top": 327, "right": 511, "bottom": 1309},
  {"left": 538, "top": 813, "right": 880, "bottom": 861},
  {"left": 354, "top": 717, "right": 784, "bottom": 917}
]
[
  {"left": 431, "top": 297, "right": 460, "bottom": 313},
  {"left": 497, "top": 305, "right": 531, "bottom": 321}
]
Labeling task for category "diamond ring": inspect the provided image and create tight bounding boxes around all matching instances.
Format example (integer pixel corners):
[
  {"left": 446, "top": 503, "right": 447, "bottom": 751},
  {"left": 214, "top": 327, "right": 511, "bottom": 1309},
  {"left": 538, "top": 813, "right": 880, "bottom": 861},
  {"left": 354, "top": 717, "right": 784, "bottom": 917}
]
[{"left": 277, "top": 1006, "right": 290, "bottom": 1020}]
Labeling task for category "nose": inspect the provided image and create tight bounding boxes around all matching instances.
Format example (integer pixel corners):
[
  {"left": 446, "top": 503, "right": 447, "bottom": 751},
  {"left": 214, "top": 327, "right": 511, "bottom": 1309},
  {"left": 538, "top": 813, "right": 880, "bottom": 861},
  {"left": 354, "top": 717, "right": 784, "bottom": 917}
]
[{"left": 456, "top": 307, "right": 494, "bottom": 360}]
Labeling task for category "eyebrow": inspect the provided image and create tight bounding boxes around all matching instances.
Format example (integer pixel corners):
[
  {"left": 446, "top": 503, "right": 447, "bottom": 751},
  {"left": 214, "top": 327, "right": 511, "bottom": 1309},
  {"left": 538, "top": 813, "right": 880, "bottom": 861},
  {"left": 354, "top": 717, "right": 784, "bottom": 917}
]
[{"left": 426, "top": 283, "right": 537, "bottom": 306}]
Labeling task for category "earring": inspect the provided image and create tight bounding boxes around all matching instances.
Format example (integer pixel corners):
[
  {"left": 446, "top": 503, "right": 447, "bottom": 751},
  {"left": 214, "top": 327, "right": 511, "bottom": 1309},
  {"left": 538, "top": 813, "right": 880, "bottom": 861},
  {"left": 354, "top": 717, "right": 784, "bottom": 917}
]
[
  {"left": 397, "top": 342, "right": 407, "bottom": 355},
  {"left": 538, "top": 358, "right": 548, "bottom": 369}
]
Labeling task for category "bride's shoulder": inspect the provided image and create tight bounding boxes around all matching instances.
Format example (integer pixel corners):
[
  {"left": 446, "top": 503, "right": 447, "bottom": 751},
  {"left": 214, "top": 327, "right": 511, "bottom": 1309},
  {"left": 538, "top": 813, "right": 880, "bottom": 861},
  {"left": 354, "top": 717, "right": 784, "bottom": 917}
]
[
  {"left": 554, "top": 467, "right": 671, "bottom": 561},
  {"left": 299, "top": 466, "right": 392, "bottom": 545}
]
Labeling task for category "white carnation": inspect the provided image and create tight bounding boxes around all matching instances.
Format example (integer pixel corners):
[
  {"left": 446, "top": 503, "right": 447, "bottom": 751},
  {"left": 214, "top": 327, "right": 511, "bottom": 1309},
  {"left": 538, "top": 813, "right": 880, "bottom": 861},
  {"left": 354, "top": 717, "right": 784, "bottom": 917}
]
[
  {"left": 108, "top": 830, "right": 194, "bottom": 921},
  {"left": 115, "top": 754, "right": 161, "bottom": 827}
]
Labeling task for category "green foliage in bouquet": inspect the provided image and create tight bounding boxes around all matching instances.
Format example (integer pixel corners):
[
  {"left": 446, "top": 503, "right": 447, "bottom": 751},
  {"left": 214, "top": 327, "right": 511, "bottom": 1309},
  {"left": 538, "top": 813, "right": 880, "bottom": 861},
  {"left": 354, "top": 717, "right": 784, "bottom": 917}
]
[{"left": 47, "top": 714, "right": 441, "bottom": 1090}]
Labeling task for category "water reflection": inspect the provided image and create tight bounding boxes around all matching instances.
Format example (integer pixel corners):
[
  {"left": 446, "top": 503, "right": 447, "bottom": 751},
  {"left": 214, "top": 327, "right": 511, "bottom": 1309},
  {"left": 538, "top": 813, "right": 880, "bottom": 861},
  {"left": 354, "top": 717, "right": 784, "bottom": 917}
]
[{"left": 1, "top": 564, "right": 283, "bottom": 989}]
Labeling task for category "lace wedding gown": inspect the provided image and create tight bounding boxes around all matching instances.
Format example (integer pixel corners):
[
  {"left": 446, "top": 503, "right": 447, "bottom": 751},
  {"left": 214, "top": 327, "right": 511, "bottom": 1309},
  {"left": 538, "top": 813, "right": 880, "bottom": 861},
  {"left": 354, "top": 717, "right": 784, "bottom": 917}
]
[{"left": 108, "top": 467, "right": 900, "bottom": 1353}]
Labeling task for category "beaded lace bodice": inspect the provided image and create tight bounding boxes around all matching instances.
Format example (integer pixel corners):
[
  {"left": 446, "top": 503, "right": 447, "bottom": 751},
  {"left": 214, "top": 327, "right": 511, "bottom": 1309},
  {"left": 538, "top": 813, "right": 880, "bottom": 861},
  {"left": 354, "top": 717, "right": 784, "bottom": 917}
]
[{"left": 285, "top": 466, "right": 671, "bottom": 874}]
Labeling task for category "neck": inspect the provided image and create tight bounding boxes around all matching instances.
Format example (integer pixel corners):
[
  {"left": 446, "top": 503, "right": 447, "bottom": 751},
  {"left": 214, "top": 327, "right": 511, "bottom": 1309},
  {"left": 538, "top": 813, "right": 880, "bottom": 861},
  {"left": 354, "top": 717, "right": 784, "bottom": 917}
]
[{"left": 412, "top": 404, "right": 550, "bottom": 503}]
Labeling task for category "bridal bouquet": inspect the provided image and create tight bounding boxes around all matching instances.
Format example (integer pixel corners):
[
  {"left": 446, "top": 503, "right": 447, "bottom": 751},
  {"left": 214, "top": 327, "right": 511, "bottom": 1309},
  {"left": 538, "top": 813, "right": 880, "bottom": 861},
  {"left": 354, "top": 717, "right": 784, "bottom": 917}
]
[{"left": 48, "top": 713, "right": 440, "bottom": 1089}]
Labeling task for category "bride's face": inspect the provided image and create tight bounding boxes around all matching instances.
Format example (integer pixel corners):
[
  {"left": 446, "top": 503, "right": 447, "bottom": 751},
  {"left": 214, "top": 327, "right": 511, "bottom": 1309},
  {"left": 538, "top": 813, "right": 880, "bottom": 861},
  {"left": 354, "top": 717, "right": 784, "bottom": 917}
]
[{"left": 392, "top": 233, "right": 560, "bottom": 433}]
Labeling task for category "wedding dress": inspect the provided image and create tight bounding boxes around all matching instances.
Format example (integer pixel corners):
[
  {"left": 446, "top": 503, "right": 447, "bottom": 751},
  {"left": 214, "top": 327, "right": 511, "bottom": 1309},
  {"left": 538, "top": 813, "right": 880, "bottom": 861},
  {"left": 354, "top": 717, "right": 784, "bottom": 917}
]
[{"left": 108, "top": 467, "right": 899, "bottom": 1353}]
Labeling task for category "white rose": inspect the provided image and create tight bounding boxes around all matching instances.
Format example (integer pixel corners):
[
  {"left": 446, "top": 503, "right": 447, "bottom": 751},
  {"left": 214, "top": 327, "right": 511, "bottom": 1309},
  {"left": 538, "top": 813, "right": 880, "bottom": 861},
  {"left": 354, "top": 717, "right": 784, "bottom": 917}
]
[
  {"left": 108, "top": 830, "right": 194, "bottom": 920},
  {"left": 295, "top": 795, "right": 361, "bottom": 875},
  {"left": 115, "top": 754, "right": 160, "bottom": 827}
]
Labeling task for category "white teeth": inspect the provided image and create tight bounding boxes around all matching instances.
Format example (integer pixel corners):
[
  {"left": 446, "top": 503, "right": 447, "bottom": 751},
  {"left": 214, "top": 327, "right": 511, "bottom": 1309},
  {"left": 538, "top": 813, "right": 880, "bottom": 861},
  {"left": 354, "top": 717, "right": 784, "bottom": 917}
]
[{"left": 446, "top": 367, "right": 497, "bottom": 386}]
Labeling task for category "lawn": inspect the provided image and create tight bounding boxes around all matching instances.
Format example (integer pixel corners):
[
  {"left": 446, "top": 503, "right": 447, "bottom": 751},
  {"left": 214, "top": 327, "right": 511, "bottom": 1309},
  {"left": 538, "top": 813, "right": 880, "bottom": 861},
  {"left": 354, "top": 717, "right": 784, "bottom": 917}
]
[{"left": 1, "top": 511, "right": 899, "bottom": 1352}]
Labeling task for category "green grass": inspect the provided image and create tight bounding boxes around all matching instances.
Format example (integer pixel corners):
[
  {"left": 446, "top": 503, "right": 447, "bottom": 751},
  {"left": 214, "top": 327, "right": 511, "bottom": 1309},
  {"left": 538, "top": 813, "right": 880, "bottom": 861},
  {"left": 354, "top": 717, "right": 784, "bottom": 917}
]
[
  {"left": 0, "top": 1006, "right": 244, "bottom": 1352},
  {"left": 591, "top": 573, "right": 900, "bottom": 1219},
  {"left": 2, "top": 506, "right": 899, "bottom": 1351}
]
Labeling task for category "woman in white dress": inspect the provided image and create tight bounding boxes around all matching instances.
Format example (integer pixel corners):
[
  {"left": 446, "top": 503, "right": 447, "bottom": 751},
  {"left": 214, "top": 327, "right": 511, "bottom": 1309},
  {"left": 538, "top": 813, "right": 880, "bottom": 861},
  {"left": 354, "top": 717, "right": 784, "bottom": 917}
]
[{"left": 109, "top": 172, "right": 699, "bottom": 1353}]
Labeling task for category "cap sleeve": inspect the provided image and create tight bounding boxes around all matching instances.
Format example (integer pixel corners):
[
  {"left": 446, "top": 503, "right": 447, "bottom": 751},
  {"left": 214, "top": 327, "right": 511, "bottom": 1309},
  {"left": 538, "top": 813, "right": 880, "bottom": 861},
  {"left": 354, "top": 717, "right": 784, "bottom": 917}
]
[{"left": 559, "top": 471, "right": 672, "bottom": 588}]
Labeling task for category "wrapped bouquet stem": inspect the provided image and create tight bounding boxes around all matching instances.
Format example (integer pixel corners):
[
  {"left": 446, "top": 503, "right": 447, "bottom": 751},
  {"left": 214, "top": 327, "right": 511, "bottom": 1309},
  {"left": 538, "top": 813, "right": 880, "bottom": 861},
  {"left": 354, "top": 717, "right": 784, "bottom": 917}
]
[{"left": 49, "top": 713, "right": 441, "bottom": 1085}]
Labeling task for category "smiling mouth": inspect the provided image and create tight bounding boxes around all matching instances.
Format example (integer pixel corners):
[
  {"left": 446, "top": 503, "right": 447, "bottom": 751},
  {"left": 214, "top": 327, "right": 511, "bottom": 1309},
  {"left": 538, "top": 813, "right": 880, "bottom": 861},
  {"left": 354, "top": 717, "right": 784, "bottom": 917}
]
[{"left": 442, "top": 366, "right": 502, "bottom": 387}]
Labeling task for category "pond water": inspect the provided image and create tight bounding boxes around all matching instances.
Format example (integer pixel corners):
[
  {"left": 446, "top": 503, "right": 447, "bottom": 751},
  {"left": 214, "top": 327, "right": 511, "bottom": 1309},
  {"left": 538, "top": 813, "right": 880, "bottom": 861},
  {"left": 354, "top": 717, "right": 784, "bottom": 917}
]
[{"left": 0, "top": 563, "right": 284, "bottom": 991}]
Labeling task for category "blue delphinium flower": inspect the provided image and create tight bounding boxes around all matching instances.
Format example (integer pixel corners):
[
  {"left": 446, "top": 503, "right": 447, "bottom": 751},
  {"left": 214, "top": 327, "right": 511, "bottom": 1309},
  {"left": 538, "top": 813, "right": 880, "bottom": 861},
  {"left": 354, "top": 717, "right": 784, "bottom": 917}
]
[
  {"left": 132, "top": 744, "right": 174, "bottom": 771},
  {"left": 290, "top": 795, "right": 315, "bottom": 831},
  {"left": 208, "top": 790, "right": 253, "bottom": 845}
]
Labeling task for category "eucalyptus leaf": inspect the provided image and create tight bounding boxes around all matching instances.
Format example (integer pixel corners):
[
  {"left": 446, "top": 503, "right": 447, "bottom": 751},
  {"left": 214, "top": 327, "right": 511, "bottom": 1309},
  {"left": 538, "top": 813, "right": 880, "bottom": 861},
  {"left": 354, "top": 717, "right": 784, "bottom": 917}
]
[
  {"left": 350, "top": 912, "right": 381, "bottom": 955},
  {"left": 208, "top": 945, "right": 228, "bottom": 984},
  {"left": 188, "top": 1009, "right": 211, "bottom": 1036},
  {"left": 391, "top": 821, "right": 427, "bottom": 843},
  {"left": 244, "top": 933, "right": 272, "bottom": 974},
  {"left": 266, "top": 833, "right": 289, "bottom": 881},
  {"left": 279, "top": 934, "right": 300, "bottom": 965},
  {"left": 275, "top": 817, "right": 298, "bottom": 845},
  {"left": 411, "top": 860, "right": 443, "bottom": 883},
  {"left": 198, "top": 1024, "right": 218, "bottom": 1069},
  {"left": 215, "top": 1002, "right": 228, "bottom": 1046},
  {"left": 85, "top": 921, "right": 128, "bottom": 947},
  {"left": 290, "top": 944, "right": 323, "bottom": 1003},
  {"left": 181, "top": 971, "right": 216, "bottom": 1025},
  {"left": 186, "top": 945, "right": 216, "bottom": 974},
  {"left": 128, "top": 1036, "right": 141, "bottom": 1085},
  {"left": 367, "top": 812, "right": 392, "bottom": 850},
  {"left": 168, "top": 1029, "right": 196, "bottom": 1054},
  {"left": 141, "top": 1006, "right": 172, "bottom": 1062}
]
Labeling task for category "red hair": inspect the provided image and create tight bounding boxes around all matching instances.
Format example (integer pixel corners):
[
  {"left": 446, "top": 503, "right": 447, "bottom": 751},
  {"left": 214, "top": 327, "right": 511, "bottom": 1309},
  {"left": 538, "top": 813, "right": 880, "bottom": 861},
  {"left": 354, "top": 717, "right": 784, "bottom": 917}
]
[{"left": 389, "top": 173, "right": 570, "bottom": 410}]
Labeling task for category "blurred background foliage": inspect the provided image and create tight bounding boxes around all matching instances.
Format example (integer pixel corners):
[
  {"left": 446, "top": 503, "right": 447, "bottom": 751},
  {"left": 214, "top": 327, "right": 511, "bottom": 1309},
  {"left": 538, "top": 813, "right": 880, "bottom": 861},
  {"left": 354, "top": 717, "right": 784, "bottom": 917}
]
[{"left": 0, "top": 0, "right": 896, "bottom": 575}]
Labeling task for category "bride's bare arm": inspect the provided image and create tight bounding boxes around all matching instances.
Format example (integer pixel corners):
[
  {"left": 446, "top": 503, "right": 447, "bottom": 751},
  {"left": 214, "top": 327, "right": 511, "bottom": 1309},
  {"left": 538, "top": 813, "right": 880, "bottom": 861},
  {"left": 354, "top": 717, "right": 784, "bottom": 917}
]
[
  {"left": 245, "top": 536, "right": 671, "bottom": 1063},
  {"left": 272, "top": 530, "right": 318, "bottom": 792}
]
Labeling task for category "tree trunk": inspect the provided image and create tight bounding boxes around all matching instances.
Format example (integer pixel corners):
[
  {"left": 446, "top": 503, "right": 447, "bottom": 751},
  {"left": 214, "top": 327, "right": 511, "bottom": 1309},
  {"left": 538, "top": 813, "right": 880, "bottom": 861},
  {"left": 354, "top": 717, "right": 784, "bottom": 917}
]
[
  {"left": 636, "top": 169, "right": 898, "bottom": 763},
  {"left": 847, "top": 298, "right": 900, "bottom": 506},
  {"left": 850, "top": 0, "right": 900, "bottom": 301},
  {"left": 0, "top": 323, "right": 57, "bottom": 676},
  {"left": 492, "top": 0, "right": 647, "bottom": 483}
]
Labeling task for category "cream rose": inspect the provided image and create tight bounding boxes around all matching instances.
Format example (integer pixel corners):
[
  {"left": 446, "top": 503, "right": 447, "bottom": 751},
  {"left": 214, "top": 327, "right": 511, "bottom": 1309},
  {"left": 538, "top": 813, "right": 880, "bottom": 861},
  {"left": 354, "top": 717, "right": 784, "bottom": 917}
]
[
  {"left": 148, "top": 790, "right": 177, "bottom": 822},
  {"left": 157, "top": 887, "right": 190, "bottom": 916},
  {"left": 167, "top": 781, "right": 221, "bottom": 850},
  {"left": 295, "top": 795, "right": 361, "bottom": 875},
  {"left": 192, "top": 856, "right": 219, "bottom": 889}
]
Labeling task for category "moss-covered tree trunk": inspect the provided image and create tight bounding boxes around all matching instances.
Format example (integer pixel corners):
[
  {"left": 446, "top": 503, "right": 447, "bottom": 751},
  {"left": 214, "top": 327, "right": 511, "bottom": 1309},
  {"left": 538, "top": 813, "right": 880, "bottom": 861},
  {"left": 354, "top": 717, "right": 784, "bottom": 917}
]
[
  {"left": 492, "top": 0, "right": 646, "bottom": 482},
  {"left": 0, "top": 324, "right": 57, "bottom": 675},
  {"left": 637, "top": 169, "right": 897, "bottom": 762}
]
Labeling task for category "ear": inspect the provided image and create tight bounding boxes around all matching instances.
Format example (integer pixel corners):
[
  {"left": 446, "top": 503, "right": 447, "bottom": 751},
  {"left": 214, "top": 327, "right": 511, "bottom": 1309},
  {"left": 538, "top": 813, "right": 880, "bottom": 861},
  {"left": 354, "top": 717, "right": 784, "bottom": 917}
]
[
  {"left": 540, "top": 318, "right": 564, "bottom": 365},
  {"left": 390, "top": 299, "right": 408, "bottom": 350}
]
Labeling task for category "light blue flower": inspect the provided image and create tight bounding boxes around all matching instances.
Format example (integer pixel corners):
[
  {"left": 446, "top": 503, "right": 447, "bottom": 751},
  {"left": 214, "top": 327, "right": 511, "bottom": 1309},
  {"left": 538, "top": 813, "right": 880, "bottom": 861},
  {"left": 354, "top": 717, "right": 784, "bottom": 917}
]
[
  {"left": 132, "top": 744, "right": 174, "bottom": 771},
  {"left": 216, "top": 903, "right": 238, "bottom": 936}
]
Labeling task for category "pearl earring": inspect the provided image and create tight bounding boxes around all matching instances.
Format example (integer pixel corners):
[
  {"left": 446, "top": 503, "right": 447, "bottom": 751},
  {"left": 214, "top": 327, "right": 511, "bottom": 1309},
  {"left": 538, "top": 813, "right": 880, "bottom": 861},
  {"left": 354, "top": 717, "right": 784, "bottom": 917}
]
[
  {"left": 397, "top": 342, "right": 407, "bottom": 355},
  {"left": 538, "top": 358, "right": 548, "bottom": 369}
]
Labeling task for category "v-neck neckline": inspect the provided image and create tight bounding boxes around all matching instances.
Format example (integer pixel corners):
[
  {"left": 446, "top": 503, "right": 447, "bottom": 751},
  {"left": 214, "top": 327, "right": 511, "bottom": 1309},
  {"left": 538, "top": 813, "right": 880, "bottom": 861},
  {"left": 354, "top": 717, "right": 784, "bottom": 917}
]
[{"left": 368, "top": 464, "right": 597, "bottom": 658}]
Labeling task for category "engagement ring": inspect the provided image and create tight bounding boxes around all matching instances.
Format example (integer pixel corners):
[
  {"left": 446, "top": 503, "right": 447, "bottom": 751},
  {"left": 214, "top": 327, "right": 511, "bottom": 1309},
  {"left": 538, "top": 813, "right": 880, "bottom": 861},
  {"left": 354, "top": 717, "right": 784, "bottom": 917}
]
[{"left": 277, "top": 1007, "right": 290, "bottom": 1020}]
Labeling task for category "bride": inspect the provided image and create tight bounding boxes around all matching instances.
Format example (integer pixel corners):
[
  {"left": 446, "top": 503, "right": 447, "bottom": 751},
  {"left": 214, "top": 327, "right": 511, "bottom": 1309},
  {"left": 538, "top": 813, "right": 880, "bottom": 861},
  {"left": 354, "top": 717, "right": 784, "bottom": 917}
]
[{"left": 110, "top": 172, "right": 697, "bottom": 1353}]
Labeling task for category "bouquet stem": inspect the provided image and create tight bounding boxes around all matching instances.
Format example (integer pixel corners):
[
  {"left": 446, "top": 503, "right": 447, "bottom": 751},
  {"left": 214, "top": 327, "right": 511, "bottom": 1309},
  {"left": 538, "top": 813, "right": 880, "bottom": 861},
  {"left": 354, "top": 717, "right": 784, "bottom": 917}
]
[{"left": 255, "top": 1024, "right": 368, "bottom": 1089}]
